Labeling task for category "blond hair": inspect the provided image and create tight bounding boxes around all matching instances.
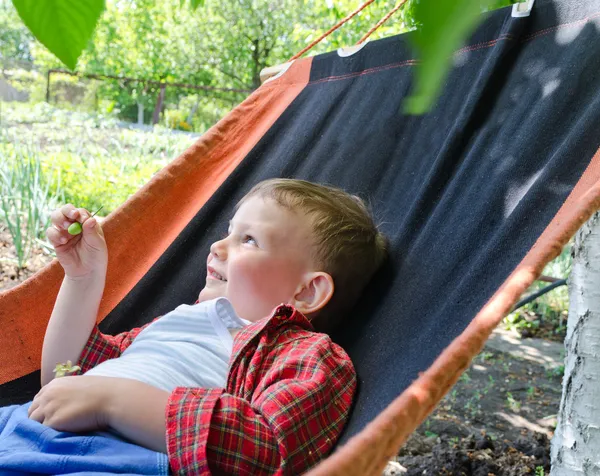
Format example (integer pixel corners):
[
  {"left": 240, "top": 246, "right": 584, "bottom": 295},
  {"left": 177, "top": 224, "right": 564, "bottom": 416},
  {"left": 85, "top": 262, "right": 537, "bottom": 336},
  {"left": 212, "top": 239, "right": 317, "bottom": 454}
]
[{"left": 238, "top": 178, "right": 388, "bottom": 331}]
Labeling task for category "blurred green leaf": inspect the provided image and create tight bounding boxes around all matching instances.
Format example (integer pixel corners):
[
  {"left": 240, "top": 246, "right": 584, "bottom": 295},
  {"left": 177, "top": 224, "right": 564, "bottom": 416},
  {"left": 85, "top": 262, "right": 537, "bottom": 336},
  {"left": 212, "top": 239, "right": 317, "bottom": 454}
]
[
  {"left": 404, "top": 0, "right": 496, "bottom": 115},
  {"left": 180, "top": 0, "right": 204, "bottom": 10},
  {"left": 11, "top": 0, "right": 105, "bottom": 70}
]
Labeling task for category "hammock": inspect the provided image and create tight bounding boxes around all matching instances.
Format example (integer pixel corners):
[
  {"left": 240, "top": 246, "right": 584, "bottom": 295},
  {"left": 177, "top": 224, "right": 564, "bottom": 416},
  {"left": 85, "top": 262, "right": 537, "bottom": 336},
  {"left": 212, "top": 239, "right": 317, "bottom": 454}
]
[{"left": 1, "top": 0, "right": 600, "bottom": 473}]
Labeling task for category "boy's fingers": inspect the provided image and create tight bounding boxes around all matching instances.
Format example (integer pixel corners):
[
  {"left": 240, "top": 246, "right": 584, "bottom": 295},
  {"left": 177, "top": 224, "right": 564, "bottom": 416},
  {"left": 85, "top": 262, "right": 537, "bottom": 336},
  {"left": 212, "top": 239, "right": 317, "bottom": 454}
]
[
  {"left": 28, "top": 407, "right": 44, "bottom": 423},
  {"left": 60, "top": 204, "right": 78, "bottom": 220},
  {"left": 83, "top": 217, "right": 105, "bottom": 241},
  {"left": 46, "top": 226, "right": 69, "bottom": 246},
  {"left": 50, "top": 208, "right": 71, "bottom": 229},
  {"left": 77, "top": 208, "right": 90, "bottom": 223}
]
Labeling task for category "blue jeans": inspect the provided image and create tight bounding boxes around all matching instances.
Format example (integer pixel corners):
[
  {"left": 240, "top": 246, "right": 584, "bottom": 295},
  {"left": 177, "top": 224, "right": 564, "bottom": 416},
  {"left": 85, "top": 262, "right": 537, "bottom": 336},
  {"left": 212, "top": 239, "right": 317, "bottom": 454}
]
[{"left": 0, "top": 402, "right": 170, "bottom": 475}]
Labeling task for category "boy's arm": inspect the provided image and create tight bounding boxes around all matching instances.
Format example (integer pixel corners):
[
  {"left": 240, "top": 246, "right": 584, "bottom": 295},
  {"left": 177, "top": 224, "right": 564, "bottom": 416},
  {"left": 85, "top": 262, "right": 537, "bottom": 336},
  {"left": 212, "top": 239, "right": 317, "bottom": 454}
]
[
  {"left": 41, "top": 271, "right": 106, "bottom": 387},
  {"left": 101, "top": 378, "right": 169, "bottom": 453},
  {"left": 165, "top": 337, "right": 357, "bottom": 475}
]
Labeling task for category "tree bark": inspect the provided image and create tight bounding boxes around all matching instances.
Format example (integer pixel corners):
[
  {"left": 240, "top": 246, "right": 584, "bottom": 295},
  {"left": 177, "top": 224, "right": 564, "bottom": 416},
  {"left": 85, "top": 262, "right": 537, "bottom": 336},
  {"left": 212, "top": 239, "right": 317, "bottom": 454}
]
[
  {"left": 137, "top": 101, "right": 144, "bottom": 125},
  {"left": 152, "top": 84, "right": 166, "bottom": 125},
  {"left": 186, "top": 97, "right": 201, "bottom": 125},
  {"left": 551, "top": 211, "right": 600, "bottom": 474}
]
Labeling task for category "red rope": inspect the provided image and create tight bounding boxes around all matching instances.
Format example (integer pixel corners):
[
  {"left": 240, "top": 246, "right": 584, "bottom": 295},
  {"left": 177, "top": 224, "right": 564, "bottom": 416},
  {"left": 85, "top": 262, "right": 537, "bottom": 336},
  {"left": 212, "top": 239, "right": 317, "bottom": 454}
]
[
  {"left": 288, "top": 0, "right": 375, "bottom": 61},
  {"left": 356, "top": 0, "right": 409, "bottom": 45}
]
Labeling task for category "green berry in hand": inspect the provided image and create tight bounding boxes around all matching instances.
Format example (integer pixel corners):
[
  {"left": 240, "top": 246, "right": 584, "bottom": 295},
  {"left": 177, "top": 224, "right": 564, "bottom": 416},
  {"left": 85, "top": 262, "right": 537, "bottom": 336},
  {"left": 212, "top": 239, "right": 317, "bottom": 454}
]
[
  {"left": 67, "top": 222, "right": 82, "bottom": 235},
  {"left": 53, "top": 360, "right": 81, "bottom": 378},
  {"left": 66, "top": 205, "right": 103, "bottom": 235}
]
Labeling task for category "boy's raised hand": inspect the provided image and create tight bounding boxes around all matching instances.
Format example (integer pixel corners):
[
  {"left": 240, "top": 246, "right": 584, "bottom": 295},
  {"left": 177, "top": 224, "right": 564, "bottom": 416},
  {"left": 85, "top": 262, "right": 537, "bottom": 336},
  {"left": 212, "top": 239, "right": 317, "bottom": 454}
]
[{"left": 46, "top": 204, "right": 108, "bottom": 278}]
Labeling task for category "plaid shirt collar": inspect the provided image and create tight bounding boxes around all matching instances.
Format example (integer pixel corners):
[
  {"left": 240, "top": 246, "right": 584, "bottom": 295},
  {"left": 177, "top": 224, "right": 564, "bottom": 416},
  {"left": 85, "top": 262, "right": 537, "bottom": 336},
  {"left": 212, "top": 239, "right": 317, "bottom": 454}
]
[{"left": 235, "top": 303, "right": 313, "bottom": 336}]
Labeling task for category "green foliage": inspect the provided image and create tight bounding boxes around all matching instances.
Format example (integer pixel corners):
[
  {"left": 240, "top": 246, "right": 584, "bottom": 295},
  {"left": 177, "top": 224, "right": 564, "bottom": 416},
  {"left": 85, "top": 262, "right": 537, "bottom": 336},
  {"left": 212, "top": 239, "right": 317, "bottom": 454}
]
[
  {"left": 2, "top": 102, "right": 196, "bottom": 220},
  {"left": 535, "top": 466, "right": 545, "bottom": 476},
  {"left": 0, "top": 0, "right": 34, "bottom": 64},
  {"left": 503, "top": 244, "right": 571, "bottom": 336},
  {"left": 6, "top": 0, "right": 525, "bottom": 117},
  {"left": 11, "top": 0, "right": 106, "bottom": 70},
  {"left": 404, "top": 0, "right": 520, "bottom": 114},
  {"left": 408, "top": 0, "right": 521, "bottom": 113},
  {"left": 181, "top": 0, "right": 204, "bottom": 10},
  {"left": 47, "top": 151, "right": 167, "bottom": 214},
  {"left": 505, "top": 391, "right": 521, "bottom": 412},
  {"left": 0, "top": 128, "right": 64, "bottom": 269},
  {"left": 53, "top": 360, "right": 81, "bottom": 378},
  {"left": 546, "top": 364, "right": 565, "bottom": 380}
]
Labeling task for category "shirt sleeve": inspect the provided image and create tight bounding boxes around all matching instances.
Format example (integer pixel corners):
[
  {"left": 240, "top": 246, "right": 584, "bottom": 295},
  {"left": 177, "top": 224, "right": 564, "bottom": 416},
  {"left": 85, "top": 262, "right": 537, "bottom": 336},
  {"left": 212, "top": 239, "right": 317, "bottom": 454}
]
[
  {"left": 75, "top": 317, "right": 161, "bottom": 374},
  {"left": 165, "top": 335, "right": 357, "bottom": 475}
]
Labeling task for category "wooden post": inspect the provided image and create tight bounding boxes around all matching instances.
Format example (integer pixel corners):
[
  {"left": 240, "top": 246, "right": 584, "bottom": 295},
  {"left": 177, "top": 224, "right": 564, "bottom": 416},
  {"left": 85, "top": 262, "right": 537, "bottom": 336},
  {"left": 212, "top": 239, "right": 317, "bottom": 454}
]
[
  {"left": 152, "top": 84, "right": 166, "bottom": 125},
  {"left": 46, "top": 70, "right": 51, "bottom": 103}
]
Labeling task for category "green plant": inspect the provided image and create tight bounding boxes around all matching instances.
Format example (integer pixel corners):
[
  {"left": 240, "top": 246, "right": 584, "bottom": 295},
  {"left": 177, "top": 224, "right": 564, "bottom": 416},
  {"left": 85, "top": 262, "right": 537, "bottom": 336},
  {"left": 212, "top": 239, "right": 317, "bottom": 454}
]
[
  {"left": 1, "top": 103, "right": 196, "bottom": 240},
  {"left": 0, "top": 131, "right": 63, "bottom": 269},
  {"left": 546, "top": 364, "right": 565, "bottom": 380},
  {"left": 53, "top": 360, "right": 81, "bottom": 378},
  {"left": 465, "top": 398, "right": 478, "bottom": 418},
  {"left": 504, "top": 244, "right": 571, "bottom": 335},
  {"left": 505, "top": 391, "right": 521, "bottom": 412},
  {"left": 535, "top": 466, "right": 545, "bottom": 476},
  {"left": 481, "top": 375, "right": 495, "bottom": 396},
  {"left": 449, "top": 389, "right": 458, "bottom": 403}
]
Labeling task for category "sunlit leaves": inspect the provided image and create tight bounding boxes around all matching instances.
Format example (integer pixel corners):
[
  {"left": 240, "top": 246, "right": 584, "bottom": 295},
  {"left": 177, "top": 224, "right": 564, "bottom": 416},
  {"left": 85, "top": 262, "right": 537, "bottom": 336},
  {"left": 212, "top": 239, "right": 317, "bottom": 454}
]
[
  {"left": 11, "top": 0, "right": 105, "bottom": 70},
  {"left": 180, "top": 0, "right": 204, "bottom": 10},
  {"left": 404, "top": 0, "right": 522, "bottom": 114}
]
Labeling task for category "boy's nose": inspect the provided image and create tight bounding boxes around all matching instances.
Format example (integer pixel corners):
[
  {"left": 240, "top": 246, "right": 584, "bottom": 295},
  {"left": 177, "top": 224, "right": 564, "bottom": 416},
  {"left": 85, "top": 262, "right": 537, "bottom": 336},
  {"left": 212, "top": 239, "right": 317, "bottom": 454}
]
[{"left": 210, "top": 238, "right": 227, "bottom": 260}]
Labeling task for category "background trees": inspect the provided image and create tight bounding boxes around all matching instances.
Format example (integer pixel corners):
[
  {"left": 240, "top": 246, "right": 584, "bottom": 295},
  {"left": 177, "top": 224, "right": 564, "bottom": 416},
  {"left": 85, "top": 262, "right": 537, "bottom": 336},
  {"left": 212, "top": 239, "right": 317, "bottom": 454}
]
[{"left": 9, "top": 0, "right": 519, "bottom": 119}]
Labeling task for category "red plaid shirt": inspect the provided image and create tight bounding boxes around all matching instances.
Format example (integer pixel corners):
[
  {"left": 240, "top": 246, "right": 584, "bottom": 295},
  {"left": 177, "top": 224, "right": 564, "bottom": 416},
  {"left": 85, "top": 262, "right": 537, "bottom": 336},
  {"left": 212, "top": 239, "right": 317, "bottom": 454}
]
[{"left": 76, "top": 303, "right": 357, "bottom": 475}]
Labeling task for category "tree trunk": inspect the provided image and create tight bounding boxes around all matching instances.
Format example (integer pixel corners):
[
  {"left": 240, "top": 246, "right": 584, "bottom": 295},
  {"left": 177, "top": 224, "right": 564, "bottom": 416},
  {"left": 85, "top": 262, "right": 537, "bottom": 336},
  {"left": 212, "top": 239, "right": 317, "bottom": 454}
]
[
  {"left": 152, "top": 84, "right": 166, "bottom": 125},
  {"left": 137, "top": 101, "right": 144, "bottom": 125},
  {"left": 551, "top": 211, "right": 600, "bottom": 474},
  {"left": 186, "top": 97, "right": 201, "bottom": 125}
]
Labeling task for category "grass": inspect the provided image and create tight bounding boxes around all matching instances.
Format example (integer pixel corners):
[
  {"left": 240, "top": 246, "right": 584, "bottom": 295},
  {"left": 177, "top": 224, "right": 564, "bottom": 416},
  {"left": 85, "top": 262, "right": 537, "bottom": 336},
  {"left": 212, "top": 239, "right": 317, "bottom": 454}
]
[{"left": 0, "top": 101, "right": 197, "bottom": 268}]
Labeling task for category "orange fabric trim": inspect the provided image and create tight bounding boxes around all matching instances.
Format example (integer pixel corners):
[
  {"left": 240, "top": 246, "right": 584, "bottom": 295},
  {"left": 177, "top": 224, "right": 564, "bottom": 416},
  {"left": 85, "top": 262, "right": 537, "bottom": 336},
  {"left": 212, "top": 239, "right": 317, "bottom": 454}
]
[
  {"left": 0, "top": 58, "right": 312, "bottom": 386},
  {"left": 307, "top": 148, "right": 600, "bottom": 476}
]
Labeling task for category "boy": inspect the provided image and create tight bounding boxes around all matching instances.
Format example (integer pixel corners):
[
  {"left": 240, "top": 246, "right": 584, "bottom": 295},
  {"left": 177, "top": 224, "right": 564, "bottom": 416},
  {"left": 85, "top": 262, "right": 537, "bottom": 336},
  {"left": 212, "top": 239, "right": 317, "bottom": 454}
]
[{"left": 17, "top": 179, "right": 387, "bottom": 474}]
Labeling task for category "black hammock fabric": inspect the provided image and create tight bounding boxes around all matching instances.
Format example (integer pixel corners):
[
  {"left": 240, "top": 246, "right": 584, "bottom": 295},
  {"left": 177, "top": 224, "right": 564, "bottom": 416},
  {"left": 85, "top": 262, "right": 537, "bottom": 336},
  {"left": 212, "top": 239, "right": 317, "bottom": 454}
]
[{"left": 1, "top": 0, "right": 600, "bottom": 471}]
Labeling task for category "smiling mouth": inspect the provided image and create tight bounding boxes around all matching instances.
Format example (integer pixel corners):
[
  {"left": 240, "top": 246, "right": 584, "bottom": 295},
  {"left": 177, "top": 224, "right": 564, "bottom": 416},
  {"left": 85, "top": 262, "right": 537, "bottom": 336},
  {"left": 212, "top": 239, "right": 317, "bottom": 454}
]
[{"left": 208, "top": 268, "right": 227, "bottom": 281}]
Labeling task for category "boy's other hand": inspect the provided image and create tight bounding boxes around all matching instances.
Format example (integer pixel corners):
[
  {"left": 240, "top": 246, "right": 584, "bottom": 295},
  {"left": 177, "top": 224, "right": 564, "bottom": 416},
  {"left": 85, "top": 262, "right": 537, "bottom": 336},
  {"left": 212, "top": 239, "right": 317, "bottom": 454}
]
[
  {"left": 46, "top": 204, "right": 108, "bottom": 278},
  {"left": 27, "top": 375, "right": 110, "bottom": 433}
]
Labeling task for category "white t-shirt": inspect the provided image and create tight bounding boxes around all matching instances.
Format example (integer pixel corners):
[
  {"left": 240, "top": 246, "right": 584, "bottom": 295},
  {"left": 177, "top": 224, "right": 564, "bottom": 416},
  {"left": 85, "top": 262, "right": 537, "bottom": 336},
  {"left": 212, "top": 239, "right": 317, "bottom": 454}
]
[{"left": 84, "top": 297, "right": 250, "bottom": 392}]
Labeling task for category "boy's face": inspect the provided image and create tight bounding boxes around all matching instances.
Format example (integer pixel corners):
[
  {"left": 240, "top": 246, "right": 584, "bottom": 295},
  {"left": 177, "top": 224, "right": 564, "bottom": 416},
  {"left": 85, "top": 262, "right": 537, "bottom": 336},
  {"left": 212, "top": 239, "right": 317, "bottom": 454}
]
[{"left": 197, "top": 195, "right": 315, "bottom": 322}]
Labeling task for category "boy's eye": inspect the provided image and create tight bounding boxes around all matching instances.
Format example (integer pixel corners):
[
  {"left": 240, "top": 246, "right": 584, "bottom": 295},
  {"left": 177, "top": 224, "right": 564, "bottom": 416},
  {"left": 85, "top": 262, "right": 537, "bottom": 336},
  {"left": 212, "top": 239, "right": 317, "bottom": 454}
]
[{"left": 242, "top": 234, "right": 257, "bottom": 246}]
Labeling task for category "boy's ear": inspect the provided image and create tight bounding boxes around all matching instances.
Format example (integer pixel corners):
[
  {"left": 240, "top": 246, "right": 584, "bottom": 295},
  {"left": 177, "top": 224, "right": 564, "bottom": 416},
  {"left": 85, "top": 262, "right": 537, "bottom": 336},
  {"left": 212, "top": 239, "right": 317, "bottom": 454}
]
[{"left": 291, "top": 272, "right": 334, "bottom": 317}]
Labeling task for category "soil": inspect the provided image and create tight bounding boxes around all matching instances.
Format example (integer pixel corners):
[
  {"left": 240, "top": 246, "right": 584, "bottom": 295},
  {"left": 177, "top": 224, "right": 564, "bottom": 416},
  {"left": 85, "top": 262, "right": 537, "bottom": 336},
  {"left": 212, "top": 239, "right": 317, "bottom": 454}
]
[
  {"left": 0, "top": 224, "right": 56, "bottom": 292},
  {"left": 393, "top": 347, "right": 561, "bottom": 474},
  {"left": 0, "top": 224, "right": 563, "bottom": 475}
]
